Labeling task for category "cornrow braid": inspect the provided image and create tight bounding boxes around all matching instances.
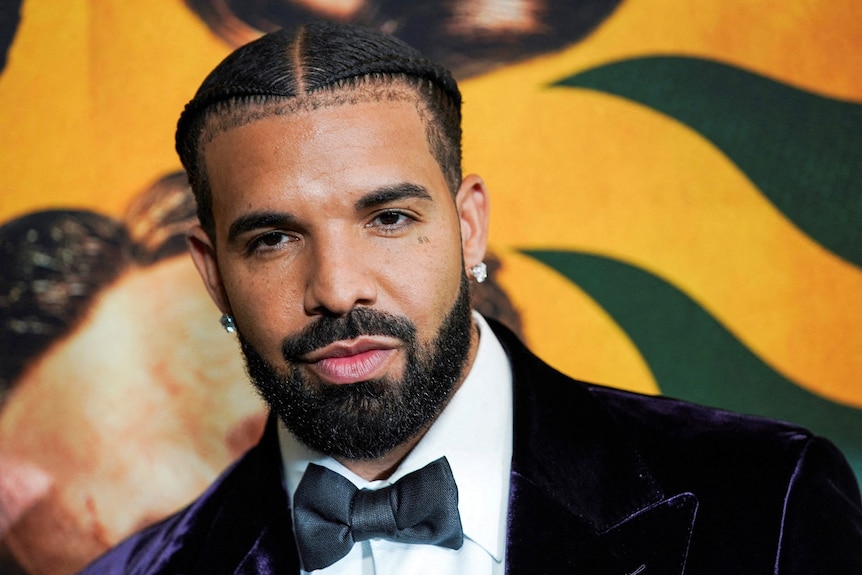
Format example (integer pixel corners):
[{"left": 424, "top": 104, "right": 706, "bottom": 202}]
[{"left": 175, "top": 21, "right": 463, "bottom": 239}]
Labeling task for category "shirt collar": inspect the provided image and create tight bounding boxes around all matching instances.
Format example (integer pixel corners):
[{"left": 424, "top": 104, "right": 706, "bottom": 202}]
[{"left": 278, "top": 312, "right": 513, "bottom": 562}]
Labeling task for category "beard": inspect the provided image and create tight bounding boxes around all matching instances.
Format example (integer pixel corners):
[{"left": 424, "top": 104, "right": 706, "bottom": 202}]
[{"left": 238, "top": 273, "right": 474, "bottom": 460}]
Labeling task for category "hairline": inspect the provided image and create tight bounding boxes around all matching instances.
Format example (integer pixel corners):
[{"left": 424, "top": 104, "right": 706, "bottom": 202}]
[{"left": 195, "top": 80, "right": 460, "bottom": 241}]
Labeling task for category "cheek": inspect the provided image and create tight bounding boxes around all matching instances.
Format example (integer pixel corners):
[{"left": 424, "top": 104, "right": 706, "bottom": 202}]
[
  {"left": 220, "top": 264, "right": 304, "bottom": 354},
  {"left": 383, "top": 235, "right": 464, "bottom": 326}
]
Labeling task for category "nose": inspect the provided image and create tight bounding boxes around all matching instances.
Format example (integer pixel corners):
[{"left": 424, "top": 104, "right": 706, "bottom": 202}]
[{"left": 303, "top": 235, "right": 377, "bottom": 316}]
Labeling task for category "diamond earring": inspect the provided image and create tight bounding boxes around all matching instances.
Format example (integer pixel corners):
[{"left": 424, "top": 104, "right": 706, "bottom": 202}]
[
  {"left": 220, "top": 313, "right": 236, "bottom": 333},
  {"left": 469, "top": 262, "right": 487, "bottom": 283}
]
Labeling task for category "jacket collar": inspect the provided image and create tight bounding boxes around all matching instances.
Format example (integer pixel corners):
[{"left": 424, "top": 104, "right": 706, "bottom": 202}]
[{"left": 489, "top": 320, "right": 698, "bottom": 575}]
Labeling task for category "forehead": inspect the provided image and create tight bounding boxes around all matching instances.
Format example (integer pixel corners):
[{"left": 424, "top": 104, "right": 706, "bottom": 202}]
[{"left": 201, "top": 98, "right": 449, "bottom": 224}]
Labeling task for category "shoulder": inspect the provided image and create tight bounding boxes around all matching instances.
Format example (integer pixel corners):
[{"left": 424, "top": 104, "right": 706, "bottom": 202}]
[
  {"left": 77, "top": 455, "right": 253, "bottom": 575},
  {"left": 77, "top": 420, "right": 290, "bottom": 574},
  {"left": 589, "top": 384, "right": 862, "bottom": 570},
  {"left": 491, "top": 318, "right": 862, "bottom": 569},
  {"left": 490, "top": 316, "right": 835, "bottom": 479},
  {"left": 585, "top": 382, "right": 817, "bottom": 486},
  {"left": 76, "top": 505, "right": 200, "bottom": 575}
]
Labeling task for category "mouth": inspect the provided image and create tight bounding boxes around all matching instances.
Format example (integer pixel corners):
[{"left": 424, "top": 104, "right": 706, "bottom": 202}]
[{"left": 300, "top": 337, "right": 401, "bottom": 385}]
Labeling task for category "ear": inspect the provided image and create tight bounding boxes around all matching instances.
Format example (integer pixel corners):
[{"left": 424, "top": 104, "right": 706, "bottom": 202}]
[
  {"left": 455, "top": 174, "right": 491, "bottom": 270},
  {"left": 187, "top": 225, "right": 231, "bottom": 314}
]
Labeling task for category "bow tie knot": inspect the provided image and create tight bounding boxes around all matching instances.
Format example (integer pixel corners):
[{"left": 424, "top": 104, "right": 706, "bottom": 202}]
[
  {"left": 352, "top": 487, "right": 399, "bottom": 541},
  {"left": 293, "top": 457, "right": 464, "bottom": 571}
]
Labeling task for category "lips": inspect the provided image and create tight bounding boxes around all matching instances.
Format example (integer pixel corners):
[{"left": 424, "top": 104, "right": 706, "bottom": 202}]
[{"left": 301, "top": 337, "right": 401, "bottom": 385}]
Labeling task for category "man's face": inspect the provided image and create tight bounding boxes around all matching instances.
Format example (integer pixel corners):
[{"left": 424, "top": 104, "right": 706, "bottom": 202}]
[
  {"left": 0, "top": 256, "right": 265, "bottom": 574},
  {"left": 190, "top": 95, "right": 489, "bottom": 460}
]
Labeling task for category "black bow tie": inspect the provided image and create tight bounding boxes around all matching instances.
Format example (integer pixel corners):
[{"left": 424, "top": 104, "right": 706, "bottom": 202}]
[{"left": 293, "top": 456, "right": 464, "bottom": 571}]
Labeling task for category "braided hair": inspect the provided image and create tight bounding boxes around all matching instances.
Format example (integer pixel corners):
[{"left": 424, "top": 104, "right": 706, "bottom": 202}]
[{"left": 176, "top": 21, "right": 463, "bottom": 239}]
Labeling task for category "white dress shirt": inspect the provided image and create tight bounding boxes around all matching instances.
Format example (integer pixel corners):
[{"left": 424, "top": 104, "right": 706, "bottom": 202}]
[{"left": 278, "top": 312, "right": 514, "bottom": 574}]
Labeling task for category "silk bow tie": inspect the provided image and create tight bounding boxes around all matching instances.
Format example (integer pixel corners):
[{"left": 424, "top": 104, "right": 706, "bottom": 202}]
[{"left": 293, "top": 456, "right": 464, "bottom": 571}]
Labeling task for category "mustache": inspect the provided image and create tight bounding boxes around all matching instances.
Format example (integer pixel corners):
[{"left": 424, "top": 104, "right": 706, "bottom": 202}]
[{"left": 281, "top": 307, "right": 417, "bottom": 362}]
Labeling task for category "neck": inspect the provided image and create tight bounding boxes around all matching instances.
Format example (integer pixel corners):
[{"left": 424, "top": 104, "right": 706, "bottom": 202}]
[{"left": 335, "top": 435, "right": 425, "bottom": 481}]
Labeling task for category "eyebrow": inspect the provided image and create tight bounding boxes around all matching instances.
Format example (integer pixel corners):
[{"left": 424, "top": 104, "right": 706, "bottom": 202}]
[
  {"left": 354, "top": 183, "right": 433, "bottom": 211},
  {"left": 227, "top": 212, "right": 298, "bottom": 244}
]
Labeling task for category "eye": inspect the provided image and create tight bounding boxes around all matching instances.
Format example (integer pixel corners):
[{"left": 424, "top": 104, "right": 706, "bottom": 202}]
[
  {"left": 368, "top": 210, "right": 414, "bottom": 232},
  {"left": 247, "top": 230, "right": 295, "bottom": 254}
]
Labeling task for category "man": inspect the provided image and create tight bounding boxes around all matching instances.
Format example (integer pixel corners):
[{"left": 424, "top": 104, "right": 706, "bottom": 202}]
[{"left": 80, "top": 21, "right": 862, "bottom": 574}]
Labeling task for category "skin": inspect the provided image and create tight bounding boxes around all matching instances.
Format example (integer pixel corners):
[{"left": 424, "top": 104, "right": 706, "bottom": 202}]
[
  {"left": 188, "top": 94, "right": 491, "bottom": 480},
  {"left": 292, "top": 0, "right": 365, "bottom": 20},
  {"left": 0, "top": 256, "right": 265, "bottom": 575}
]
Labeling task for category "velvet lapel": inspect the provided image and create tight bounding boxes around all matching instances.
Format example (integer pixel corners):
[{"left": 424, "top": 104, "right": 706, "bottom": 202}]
[
  {"left": 490, "top": 321, "right": 698, "bottom": 575},
  {"left": 190, "top": 416, "right": 302, "bottom": 575}
]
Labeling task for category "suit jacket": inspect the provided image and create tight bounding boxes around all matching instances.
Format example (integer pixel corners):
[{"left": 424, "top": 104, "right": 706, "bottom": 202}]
[{"left": 80, "top": 320, "right": 862, "bottom": 574}]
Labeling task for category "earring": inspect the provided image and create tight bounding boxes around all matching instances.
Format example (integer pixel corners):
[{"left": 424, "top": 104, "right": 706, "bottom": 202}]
[
  {"left": 220, "top": 313, "right": 236, "bottom": 333},
  {"left": 469, "top": 262, "right": 487, "bottom": 283}
]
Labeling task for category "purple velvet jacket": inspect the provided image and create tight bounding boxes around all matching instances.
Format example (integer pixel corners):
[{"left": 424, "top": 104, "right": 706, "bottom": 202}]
[{"left": 79, "top": 321, "right": 862, "bottom": 574}]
